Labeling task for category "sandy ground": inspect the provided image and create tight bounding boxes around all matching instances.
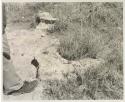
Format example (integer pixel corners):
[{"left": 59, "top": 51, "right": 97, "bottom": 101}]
[{"left": 3, "top": 24, "right": 104, "bottom": 100}]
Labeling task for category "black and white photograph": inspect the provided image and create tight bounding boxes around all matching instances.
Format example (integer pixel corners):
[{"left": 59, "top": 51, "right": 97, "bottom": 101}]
[{"left": 1, "top": 0, "right": 123, "bottom": 101}]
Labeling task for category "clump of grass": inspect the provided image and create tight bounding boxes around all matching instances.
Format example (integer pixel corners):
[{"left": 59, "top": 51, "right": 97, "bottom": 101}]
[
  {"left": 57, "top": 26, "right": 89, "bottom": 60},
  {"left": 43, "top": 62, "right": 123, "bottom": 100},
  {"left": 54, "top": 20, "right": 68, "bottom": 32},
  {"left": 57, "top": 26, "right": 108, "bottom": 60},
  {"left": 82, "top": 63, "right": 123, "bottom": 99}
]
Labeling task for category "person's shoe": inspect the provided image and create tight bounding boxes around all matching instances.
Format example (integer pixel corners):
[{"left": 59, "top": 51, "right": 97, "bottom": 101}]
[{"left": 8, "top": 80, "right": 38, "bottom": 95}]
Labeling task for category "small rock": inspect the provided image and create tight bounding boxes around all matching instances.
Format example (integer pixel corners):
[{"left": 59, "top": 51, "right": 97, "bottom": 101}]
[
  {"left": 42, "top": 51, "right": 49, "bottom": 55},
  {"left": 21, "top": 53, "right": 24, "bottom": 56}
]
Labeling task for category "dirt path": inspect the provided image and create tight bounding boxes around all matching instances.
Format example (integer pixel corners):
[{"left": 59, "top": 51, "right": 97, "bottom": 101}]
[{"left": 3, "top": 26, "right": 104, "bottom": 100}]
